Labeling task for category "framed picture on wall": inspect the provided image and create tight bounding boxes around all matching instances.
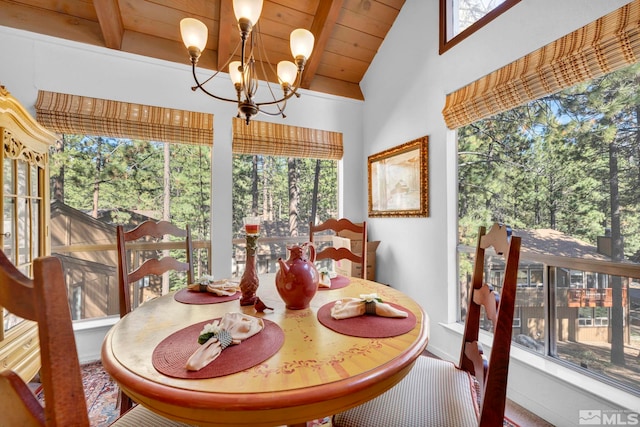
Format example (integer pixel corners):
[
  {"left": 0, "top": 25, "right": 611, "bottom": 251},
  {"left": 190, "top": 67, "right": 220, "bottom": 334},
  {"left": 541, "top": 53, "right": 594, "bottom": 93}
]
[{"left": 368, "top": 136, "right": 429, "bottom": 218}]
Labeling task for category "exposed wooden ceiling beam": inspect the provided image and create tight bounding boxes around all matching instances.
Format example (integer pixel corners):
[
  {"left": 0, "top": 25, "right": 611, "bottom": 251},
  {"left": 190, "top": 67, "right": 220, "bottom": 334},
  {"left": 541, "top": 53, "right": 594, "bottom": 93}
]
[
  {"left": 301, "top": 0, "right": 344, "bottom": 89},
  {"left": 0, "top": 0, "right": 399, "bottom": 101},
  {"left": 217, "top": 0, "right": 234, "bottom": 72},
  {"left": 94, "top": 0, "right": 124, "bottom": 50}
]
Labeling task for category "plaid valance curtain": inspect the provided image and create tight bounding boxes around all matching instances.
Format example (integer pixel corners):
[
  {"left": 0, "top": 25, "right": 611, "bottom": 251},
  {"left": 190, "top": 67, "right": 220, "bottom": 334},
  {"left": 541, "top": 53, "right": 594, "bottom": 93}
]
[
  {"left": 35, "top": 91, "right": 213, "bottom": 145},
  {"left": 443, "top": 0, "right": 640, "bottom": 129},
  {"left": 232, "top": 118, "right": 343, "bottom": 160}
]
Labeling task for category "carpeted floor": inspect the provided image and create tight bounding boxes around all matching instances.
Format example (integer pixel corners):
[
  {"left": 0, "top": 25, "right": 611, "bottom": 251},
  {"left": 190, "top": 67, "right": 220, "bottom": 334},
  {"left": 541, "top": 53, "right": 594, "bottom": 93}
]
[{"left": 35, "top": 361, "right": 521, "bottom": 426}]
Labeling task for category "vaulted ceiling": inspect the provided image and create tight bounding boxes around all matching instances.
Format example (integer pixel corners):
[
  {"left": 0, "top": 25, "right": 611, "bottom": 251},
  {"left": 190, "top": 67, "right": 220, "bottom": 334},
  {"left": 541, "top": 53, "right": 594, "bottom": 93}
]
[{"left": 0, "top": 0, "right": 406, "bottom": 101}]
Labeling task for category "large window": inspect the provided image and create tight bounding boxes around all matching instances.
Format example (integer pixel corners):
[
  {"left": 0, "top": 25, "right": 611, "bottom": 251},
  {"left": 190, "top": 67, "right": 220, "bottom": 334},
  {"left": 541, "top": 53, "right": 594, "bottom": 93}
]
[
  {"left": 231, "top": 154, "right": 338, "bottom": 277},
  {"left": 49, "top": 135, "right": 211, "bottom": 320},
  {"left": 230, "top": 118, "right": 343, "bottom": 277},
  {"left": 36, "top": 91, "right": 213, "bottom": 320},
  {"left": 458, "top": 62, "right": 640, "bottom": 394}
]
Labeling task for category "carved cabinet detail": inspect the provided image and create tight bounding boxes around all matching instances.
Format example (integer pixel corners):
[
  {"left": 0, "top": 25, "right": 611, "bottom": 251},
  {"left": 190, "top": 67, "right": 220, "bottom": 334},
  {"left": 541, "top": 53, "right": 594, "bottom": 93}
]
[{"left": 0, "top": 85, "right": 57, "bottom": 382}]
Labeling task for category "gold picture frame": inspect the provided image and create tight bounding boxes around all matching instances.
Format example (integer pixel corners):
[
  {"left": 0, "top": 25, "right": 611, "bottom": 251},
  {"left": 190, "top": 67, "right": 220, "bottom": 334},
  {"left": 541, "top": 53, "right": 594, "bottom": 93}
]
[{"left": 368, "top": 136, "right": 429, "bottom": 218}]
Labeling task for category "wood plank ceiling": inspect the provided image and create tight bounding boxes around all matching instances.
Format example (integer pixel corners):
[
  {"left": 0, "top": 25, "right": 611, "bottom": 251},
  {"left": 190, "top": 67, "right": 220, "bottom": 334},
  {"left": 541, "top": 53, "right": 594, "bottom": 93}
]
[{"left": 0, "top": 0, "right": 406, "bottom": 101}]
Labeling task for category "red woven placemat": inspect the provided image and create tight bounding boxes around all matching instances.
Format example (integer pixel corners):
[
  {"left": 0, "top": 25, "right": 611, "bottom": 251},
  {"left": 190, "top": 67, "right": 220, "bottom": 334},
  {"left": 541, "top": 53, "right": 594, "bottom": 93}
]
[
  {"left": 318, "top": 275, "right": 350, "bottom": 291},
  {"left": 173, "top": 288, "right": 241, "bottom": 304},
  {"left": 152, "top": 318, "right": 284, "bottom": 379},
  {"left": 317, "top": 301, "right": 417, "bottom": 338}
]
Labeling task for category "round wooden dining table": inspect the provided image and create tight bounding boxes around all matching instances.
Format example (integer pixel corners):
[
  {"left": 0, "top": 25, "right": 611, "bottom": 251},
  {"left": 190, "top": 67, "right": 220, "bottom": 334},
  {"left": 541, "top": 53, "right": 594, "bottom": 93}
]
[{"left": 101, "top": 274, "right": 429, "bottom": 427}]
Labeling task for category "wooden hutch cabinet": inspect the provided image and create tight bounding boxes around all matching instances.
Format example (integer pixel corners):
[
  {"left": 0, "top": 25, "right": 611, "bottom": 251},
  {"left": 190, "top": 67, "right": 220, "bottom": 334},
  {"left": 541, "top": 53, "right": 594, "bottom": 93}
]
[{"left": 0, "top": 85, "right": 57, "bottom": 382}]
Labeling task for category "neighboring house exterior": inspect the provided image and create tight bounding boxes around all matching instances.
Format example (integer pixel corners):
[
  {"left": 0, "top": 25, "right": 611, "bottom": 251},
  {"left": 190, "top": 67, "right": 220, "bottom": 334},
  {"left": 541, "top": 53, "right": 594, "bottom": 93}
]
[
  {"left": 462, "top": 228, "right": 633, "bottom": 349},
  {"left": 517, "top": 229, "right": 631, "bottom": 345},
  {"left": 50, "top": 200, "right": 161, "bottom": 319}
]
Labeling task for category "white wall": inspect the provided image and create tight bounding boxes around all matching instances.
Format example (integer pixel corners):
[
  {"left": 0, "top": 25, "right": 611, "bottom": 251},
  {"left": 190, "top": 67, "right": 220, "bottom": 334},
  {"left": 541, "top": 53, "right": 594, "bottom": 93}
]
[
  {"left": 0, "top": 25, "right": 365, "bottom": 279},
  {"left": 360, "top": 0, "right": 638, "bottom": 425}
]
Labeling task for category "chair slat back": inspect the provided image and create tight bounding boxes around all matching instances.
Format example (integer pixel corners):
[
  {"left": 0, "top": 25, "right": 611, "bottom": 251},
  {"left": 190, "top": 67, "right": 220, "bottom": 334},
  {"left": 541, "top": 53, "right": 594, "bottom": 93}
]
[
  {"left": 0, "top": 251, "right": 90, "bottom": 426},
  {"left": 116, "top": 220, "right": 194, "bottom": 318},
  {"left": 458, "top": 223, "right": 521, "bottom": 427},
  {"left": 309, "top": 218, "right": 368, "bottom": 279}
]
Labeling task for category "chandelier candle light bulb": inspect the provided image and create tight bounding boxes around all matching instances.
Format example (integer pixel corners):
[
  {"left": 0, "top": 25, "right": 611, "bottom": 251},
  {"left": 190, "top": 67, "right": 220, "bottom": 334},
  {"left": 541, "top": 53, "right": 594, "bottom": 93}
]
[
  {"left": 229, "top": 61, "right": 244, "bottom": 87},
  {"left": 179, "top": 18, "right": 208, "bottom": 61},
  {"left": 233, "top": 0, "right": 263, "bottom": 26},
  {"left": 290, "top": 28, "right": 315, "bottom": 62},
  {"left": 179, "top": 0, "right": 314, "bottom": 124},
  {"left": 277, "top": 61, "right": 298, "bottom": 88}
]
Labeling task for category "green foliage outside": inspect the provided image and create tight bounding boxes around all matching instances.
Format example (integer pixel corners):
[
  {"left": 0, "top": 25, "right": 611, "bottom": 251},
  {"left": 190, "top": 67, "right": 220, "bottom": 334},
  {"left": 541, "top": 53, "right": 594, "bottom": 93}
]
[
  {"left": 458, "top": 62, "right": 640, "bottom": 261},
  {"left": 50, "top": 136, "right": 211, "bottom": 288},
  {"left": 50, "top": 136, "right": 337, "bottom": 266},
  {"left": 50, "top": 135, "right": 211, "bottom": 240},
  {"left": 231, "top": 154, "right": 338, "bottom": 238},
  {"left": 459, "top": 62, "right": 640, "bottom": 386}
]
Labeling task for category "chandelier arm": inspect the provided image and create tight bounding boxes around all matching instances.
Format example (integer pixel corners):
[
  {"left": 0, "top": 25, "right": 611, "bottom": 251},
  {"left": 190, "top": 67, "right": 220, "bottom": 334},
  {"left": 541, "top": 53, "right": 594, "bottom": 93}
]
[
  {"left": 254, "top": 90, "right": 297, "bottom": 107},
  {"left": 256, "top": 107, "right": 286, "bottom": 117},
  {"left": 249, "top": 23, "right": 295, "bottom": 110},
  {"left": 191, "top": 64, "right": 238, "bottom": 103},
  {"left": 255, "top": 45, "right": 283, "bottom": 105},
  {"left": 212, "top": 40, "right": 242, "bottom": 86},
  {"left": 257, "top": 95, "right": 287, "bottom": 117},
  {"left": 244, "top": 58, "right": 259, "bottom": 102},
  {"left": 244, "top": 33, "right": 261, "bottom": 102},
  {"left": 255, "top": 70, "right": 304, "bottom": 108},
  {"left": 197, "top": 67, "right": 223, "bottom": 87}
]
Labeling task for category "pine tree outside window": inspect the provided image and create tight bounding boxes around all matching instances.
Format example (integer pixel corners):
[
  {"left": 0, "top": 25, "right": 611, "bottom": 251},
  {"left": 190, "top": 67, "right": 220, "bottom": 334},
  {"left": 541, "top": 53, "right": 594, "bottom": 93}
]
[
  {"left": 230, "top": 119, "right": 341, "bottom": 278},
  {"left": 36, "top": 92, "right": 213, "bottom": 320},
  {"left": 457, "top": 61, "right": 640, "bottom": 394},
  {"left": 451, "top": 3, "right": 640, "bottom": 394}
]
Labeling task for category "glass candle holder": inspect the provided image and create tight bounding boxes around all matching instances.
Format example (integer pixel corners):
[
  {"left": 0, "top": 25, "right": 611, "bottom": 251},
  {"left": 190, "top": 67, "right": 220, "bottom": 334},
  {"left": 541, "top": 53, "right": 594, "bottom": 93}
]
[{"left": 244, "top": 216, "right": 261, "bottom": 235}]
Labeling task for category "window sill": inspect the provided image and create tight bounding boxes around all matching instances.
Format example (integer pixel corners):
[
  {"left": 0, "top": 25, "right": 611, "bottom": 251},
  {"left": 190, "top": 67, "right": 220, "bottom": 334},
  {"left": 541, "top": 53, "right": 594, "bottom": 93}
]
[
  {"left": 72, "top": 315, "right": 119, "bottom": 332},
  {"left": 72, "top": 315, "right": 119, "bottom": 363}
]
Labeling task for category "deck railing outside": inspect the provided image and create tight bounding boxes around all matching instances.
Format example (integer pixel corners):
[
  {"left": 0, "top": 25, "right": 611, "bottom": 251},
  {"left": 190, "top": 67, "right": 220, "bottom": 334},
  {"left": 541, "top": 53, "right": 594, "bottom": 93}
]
[
  {"left": 458, "top": 245, "right": 640, "bottom": 394},
  {"left": 43, "top": 235, "right": 335, "bottom": 320}
]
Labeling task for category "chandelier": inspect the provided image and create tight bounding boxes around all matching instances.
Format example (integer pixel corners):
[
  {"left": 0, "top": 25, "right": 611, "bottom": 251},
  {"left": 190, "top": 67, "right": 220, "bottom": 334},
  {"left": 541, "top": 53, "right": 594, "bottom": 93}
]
[{"left": 180, "top": 0, "right": 315, "bottom": 125}]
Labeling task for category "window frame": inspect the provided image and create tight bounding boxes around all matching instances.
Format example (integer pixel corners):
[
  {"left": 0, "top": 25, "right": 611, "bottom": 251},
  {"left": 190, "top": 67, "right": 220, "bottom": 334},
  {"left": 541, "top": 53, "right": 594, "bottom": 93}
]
[
  {"left": 454, "top": 78, "right": 640, "bottom": 394},
  {"left": 439, "top": 0, "right": 522, "bottom": 54}
]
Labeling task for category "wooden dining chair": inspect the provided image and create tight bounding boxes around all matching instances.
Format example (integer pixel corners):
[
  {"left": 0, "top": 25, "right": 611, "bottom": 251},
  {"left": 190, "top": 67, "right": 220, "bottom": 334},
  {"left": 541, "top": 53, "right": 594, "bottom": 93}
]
[
  {"left": 116, "top": 219, "right": 194, "bottom": 414},
  {"left": 309, "top": 218, "right": 368, "bottom": 279},
  {"left": 0, "top": 250, "right": 193, "bottom": 426},
  {"left": 117, "top": 220, "right": 194, "bottom": 318},
  {"left": 333, "top": 223, "right": 521, "bottom": 427}
]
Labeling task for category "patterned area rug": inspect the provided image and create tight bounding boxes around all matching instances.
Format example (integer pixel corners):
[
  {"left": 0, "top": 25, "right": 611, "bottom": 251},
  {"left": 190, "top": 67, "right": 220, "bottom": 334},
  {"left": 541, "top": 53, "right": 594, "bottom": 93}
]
[
  {"left": 35, "top": 361, "right": 518, "bottom": 426},
  {"left": 81, "top": 361, "right": 120, "bottom": 426},
  {"left": 34, "top": 361, "right": 120, "bottom": 426},
  {"left": 505, "top": 417, "right": 520, "bottom": 427},
  {"left": 36, "top": 361, "right": 331, "bottom": 426}
]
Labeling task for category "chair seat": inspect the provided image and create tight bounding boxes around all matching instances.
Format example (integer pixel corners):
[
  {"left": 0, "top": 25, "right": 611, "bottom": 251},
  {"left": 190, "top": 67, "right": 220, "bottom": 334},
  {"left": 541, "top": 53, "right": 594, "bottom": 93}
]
[
  {"left": 333, "top": 356, "right": 479, "bottom": 427},
  {"left": 112, "top": 404, "right": 195, "bottom": 426}
]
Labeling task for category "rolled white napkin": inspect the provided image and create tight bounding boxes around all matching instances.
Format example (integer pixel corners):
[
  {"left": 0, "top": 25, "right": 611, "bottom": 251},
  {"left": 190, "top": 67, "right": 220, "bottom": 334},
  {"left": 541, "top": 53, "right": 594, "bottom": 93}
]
[
  {"left": 330, "top": 295, "right": 408, "bottom": 320},
  {"left": 319, "top": 271, "right": 332, "bottom": 288},
  {"left": 318, "top": 269, "right": 337, "bottom": 288},
  {"left": 186, "top": 312, "right": 264, "bottom": 371},
  {"left": 187, "top": 278, "right": 239, "bottom": 296}
]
